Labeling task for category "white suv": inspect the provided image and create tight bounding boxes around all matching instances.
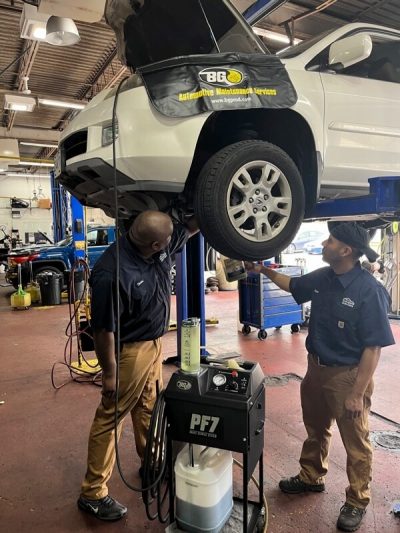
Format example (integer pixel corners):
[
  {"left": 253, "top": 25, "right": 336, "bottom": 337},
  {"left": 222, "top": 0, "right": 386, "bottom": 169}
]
[{"left": 56, "top": 0, "right": 400, "bottom": 260}]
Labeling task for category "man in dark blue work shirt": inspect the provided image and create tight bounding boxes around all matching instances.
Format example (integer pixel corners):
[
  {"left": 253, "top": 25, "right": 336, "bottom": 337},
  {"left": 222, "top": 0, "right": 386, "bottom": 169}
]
[
  {"left": 78, "top": 210, "right": 198, "bottom": 521},
  {"left": 246, "top": 222, "right": 395, "bottom": 532}
]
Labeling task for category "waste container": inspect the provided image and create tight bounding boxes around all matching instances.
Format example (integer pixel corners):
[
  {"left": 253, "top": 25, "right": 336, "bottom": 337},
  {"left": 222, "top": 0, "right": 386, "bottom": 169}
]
[
  {"left": 37, "top": 271, "right": 62, "bottom": 305},
  {"left": 68, "top": 269, "right": 85, "bottom": 303}
]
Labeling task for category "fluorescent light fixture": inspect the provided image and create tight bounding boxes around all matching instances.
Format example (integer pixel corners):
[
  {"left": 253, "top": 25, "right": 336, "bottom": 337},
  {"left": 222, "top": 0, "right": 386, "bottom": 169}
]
[
  {"left": 20, "top": 4, "right": 49, "bottom": 42},
  {"left": 6, "top": 172, "right": 50, "bottom": 178},
  {"left": 19, "top": 161, "right": 54, "bottom": 168},
  {"left": 38, "top": 98, "right": 85, "bottom": 110},
  {"left": 20, "top": 141, "right": 58, "bottom": 149},
  {"left": 253, "top": 27, "right": 302, "bottom": 45},
  {"left": 46, "top": 16, "right": 80, "bottom": 46},
  {"left": 4, "top": 94, "right": 36, "bottom": 112}
]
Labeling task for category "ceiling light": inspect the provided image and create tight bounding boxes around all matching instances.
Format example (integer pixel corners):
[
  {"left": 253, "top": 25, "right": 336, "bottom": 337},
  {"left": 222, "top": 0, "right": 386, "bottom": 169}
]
[
  {"left": 6, "top": 173, "right": 50, "bottom": 179},
  {"left": 46, "top": 16, "right": 80, "bottom": 46},
  {"left": 19, "top": 161, "right": 54, "bottom": 168},
  {"left": 253, "top": 27, "right": 302, "bottom": 45},
  {"left": 20, "top": 142, "right": 58, "bottom": 149},
  {"left": 38, "top": 98, "right": 85, "bottom": 110},
  {"left": 20, "top": 4, "right": 49, "bottom": 42},
  {"left": 4, "top": 94, "right": 36, "bottom": 112}
]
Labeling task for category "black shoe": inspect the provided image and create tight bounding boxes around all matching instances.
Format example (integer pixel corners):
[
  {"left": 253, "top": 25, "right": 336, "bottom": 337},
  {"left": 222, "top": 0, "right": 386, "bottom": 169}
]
[
  {"left": 337, "top": 503, "right": 366, "bottom": 531},
  {"left": 279, "top": 475, "right": 325, "bottom": 494},
  {"left": 77, "top": 495, "right": 127, "bottom": 521}
]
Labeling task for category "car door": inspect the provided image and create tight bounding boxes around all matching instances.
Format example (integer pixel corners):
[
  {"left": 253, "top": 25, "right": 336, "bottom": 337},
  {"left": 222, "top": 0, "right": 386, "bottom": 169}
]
[{"left": 319, "top": 30, "right": 400, "bottom": 193}]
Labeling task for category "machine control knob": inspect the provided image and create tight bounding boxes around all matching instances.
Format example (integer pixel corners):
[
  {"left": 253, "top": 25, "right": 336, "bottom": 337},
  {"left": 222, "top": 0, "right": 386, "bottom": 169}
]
[
  {"left": 228, "top": 381, "right": 239, "bottom": 391},
  {"left": 231, "top": 370, "right": 238, "bottom": 378}
]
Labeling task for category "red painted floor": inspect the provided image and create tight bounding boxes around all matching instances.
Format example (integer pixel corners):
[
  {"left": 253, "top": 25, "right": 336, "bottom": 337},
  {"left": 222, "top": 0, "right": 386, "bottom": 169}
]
[{"left": 1, "top": 281, "right": 399, "bottom": 532}]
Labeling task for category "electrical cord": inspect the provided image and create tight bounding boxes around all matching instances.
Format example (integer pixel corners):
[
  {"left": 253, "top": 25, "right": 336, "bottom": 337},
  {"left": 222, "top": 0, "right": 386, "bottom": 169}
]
[
  {"left": 51, "top": 259, "right": 101, "bottom": 389},
  {"left": 108, "top": 76, "right": 172, "bottom": 524}
]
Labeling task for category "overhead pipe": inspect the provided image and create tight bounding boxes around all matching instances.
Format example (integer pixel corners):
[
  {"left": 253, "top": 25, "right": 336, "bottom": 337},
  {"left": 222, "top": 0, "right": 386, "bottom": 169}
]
[{"left": 243, "top": 0, "right": 289, "bottom": 25}]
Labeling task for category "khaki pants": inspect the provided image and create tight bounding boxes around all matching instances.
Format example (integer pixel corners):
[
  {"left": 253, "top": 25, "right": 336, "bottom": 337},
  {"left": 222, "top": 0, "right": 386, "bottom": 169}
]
[
  {"left": 299, "top": 354, "right": 373, "bottom": 509},
  {"left": 81, "top": 338, "right": 163, "bottom": 499}
]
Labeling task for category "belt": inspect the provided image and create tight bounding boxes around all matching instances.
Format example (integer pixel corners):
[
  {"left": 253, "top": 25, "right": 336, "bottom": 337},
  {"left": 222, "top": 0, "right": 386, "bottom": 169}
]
[
  {"left": 310, "top": 353, "right": 358, "bottom": 368},
  {"left": 310, "top": 353, "right": 338, "bottom": 367}
]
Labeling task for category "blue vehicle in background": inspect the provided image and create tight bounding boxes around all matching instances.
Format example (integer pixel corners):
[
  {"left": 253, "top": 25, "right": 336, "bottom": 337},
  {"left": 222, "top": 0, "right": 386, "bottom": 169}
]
[{"left": 6, "top": 225, "right": 115, "bottom": 289}]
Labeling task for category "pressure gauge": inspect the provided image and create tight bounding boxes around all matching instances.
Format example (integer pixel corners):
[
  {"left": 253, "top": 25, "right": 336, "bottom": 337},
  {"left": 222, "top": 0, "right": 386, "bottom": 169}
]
[{"left": 212, "top": 373, "right": 227, "bottom": 387}]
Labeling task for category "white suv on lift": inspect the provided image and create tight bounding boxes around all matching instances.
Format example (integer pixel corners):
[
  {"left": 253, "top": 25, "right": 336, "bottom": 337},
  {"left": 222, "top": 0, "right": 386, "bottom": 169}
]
[{"left": 56, "top": 0, "right": 400, "bottom": 260}]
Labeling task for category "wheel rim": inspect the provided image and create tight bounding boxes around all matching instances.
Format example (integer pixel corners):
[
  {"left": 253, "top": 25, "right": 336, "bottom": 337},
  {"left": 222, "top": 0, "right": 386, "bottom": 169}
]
[{"left": 226, "top": 160, "right": 292, "bottom": 243}]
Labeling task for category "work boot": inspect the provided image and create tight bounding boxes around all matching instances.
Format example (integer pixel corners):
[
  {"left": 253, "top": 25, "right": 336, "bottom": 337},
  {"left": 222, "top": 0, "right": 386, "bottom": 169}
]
[
  {"left": 77, "top": 494, "right": 127, "bottom": 521},
  {"left": 279, "top": 474, "right": 325, "bottom": 494},
  {"left": 336, "top": 503, "right": 366, "bottom": 531}
]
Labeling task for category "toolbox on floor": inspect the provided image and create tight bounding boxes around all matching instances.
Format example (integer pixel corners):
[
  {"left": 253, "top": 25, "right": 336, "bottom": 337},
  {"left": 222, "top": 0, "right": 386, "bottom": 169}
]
[{"left": 239, "top": 265, "right": 303, "bottom": 340}]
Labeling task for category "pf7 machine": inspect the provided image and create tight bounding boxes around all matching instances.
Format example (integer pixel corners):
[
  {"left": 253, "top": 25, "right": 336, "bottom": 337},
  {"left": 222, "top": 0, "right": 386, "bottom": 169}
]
[{"left": 142, "top": 350, "right": 266, "bottom": 533}]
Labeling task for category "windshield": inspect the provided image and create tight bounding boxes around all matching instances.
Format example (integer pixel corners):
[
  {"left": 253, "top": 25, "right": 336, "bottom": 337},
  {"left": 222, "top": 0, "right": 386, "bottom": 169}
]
[
  {"left": 123, "top": 0, "right": 266, "bottom": 68},
  {"left": 278, "top": 29, "right": 335, "bottom": 59},
  {"left": 56, "top": 236, "right": 72, "bottom": 247}
]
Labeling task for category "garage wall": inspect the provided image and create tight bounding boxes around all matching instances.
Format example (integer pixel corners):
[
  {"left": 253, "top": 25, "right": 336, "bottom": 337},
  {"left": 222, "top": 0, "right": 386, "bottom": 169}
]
[{"left": 0, "top": 177, "right": 53, "bottom": 244}]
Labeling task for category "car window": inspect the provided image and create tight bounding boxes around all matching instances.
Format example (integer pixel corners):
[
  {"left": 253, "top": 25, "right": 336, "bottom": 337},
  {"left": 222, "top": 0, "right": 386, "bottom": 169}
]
[
  {"left": 87, "top": 230, "right": 109, "bottom": 247},
  {"left": 308, "top": 31, "right": 400, "bottom": 84}
]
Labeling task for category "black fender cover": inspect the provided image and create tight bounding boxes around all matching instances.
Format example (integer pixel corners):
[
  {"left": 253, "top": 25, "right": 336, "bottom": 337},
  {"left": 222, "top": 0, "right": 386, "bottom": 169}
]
[{"left": 137, "top": 52, "right": 297, "bottom": 118}]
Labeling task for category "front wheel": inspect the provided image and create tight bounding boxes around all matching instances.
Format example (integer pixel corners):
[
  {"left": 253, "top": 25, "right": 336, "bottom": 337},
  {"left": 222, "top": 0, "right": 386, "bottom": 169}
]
[{"left": 194, "top": 140, "right": 305, "bottom": 261}]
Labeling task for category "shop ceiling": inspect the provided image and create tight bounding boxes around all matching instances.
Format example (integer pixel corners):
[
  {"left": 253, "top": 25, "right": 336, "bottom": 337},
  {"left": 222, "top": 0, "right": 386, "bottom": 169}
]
[{"left": 0, "top": 0, "right": 399, "bottom": 169}]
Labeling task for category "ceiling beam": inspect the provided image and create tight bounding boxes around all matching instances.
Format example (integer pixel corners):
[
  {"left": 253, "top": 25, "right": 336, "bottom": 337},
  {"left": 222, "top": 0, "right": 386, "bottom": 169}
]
[{"left": 0, "top": 126, "right": 60, "bottom": 142}]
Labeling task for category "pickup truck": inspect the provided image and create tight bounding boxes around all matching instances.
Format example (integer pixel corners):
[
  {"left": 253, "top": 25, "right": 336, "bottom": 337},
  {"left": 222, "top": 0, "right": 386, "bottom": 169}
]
[
  {"left": 6, "top": 225, "right": 115, "bottom": 289},
  {"left": 55, "top": 0, "right": 400, "bottom": 261}
]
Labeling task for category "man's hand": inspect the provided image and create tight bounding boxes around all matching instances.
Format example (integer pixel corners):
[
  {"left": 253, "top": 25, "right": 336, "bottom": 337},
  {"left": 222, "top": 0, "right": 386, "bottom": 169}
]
[
  {"left": 102, "top": 369, "right": 117, "bottom": 405},
  {"left": 244, "top": 261, "right": 263, "bottom": 273},
  {"left": 344, "top": 392, "right": 364, "bottom": 419}
]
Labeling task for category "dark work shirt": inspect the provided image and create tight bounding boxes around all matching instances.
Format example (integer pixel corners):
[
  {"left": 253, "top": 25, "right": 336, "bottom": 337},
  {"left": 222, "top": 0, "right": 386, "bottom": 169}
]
[
  {"left": 290, "top": 262, "right": 395, "bottom": 366},
  {"left": 90, "top": 224, "right": 189, "bottom": 342}
]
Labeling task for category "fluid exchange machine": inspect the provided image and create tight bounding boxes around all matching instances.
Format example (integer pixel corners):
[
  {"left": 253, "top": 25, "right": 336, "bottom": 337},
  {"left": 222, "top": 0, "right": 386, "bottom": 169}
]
[{"left": 163, "top": 360, "right": 265, "bottom": 533}]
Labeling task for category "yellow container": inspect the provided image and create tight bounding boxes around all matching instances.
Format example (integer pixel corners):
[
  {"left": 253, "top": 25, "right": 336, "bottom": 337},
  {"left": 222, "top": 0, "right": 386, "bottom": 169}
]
[
  {"left": 180, "top": 318, "right": 201, "bottom": 374},
  {"left": 26, "top": 283, "right": 41, "bottom": 303},
  {"left": 11, "top": 292, "right": 31, "bottom": 309}
]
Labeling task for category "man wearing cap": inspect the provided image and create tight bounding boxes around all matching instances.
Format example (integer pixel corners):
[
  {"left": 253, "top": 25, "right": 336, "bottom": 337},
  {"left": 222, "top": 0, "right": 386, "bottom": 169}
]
[{"left": 246, "top": 222, "right": 395, "bottom": 532}]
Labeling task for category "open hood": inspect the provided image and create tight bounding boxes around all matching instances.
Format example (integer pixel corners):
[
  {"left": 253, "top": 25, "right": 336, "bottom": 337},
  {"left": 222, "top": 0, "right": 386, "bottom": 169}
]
[{"left": 105, "top": 0, "right": 267, "bottom": 68}]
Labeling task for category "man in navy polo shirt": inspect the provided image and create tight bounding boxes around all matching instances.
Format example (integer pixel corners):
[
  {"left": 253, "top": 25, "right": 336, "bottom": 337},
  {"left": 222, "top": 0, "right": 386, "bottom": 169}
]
[
  {"left": 246, "top": 222, "right": 394, "bottom": 532},
  {"left": 78, "top": 210, "right": 198, "bottom": 521}
]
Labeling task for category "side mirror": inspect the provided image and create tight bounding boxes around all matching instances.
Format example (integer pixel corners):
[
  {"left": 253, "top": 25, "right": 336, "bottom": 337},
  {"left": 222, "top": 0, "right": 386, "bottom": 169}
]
[{"left": 329, "top": 33, "right": 372, "bottom": 70}]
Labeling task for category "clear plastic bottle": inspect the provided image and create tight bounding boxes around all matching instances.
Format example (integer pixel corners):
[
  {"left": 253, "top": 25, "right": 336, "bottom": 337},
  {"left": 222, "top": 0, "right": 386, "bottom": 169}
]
[{"left": 180, "top": 318, "right": 201, "bottom": 373}]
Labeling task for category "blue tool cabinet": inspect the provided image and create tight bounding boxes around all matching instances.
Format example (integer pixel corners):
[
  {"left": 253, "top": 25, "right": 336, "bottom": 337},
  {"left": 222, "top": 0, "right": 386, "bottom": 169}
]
[{"left": 239, "top": 265, "right": 303, "bottom": 340}]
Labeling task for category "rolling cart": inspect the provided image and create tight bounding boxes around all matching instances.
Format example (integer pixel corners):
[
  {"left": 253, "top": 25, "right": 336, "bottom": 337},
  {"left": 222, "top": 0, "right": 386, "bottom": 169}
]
[{"left": 239, "top": 265, "right": 303, "bottom": 340}]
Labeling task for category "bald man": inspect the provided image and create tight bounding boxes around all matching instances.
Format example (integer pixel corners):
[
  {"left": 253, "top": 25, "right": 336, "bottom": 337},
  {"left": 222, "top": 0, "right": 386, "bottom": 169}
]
[{"left": 78, "top": 210, "right": 198, "bottom": 521}]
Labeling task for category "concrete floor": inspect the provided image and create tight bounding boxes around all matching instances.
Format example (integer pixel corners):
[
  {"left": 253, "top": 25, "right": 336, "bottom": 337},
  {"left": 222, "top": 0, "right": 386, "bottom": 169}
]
[{"left": 1, "top": 277, "right": 400, "bottom": 533}]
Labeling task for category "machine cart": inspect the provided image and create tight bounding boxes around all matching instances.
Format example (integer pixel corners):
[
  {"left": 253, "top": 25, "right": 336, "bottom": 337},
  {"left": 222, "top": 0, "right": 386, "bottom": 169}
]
[{"left": 239, "top": 265, "right": 303, "bottom": 340}]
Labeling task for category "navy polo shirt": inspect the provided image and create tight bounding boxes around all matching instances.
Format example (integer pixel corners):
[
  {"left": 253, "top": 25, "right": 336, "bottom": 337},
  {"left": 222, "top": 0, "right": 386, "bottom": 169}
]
[
  {"left": 290, "top": 263, "right": 395, "bottom": 366},
  {"left": 90, "top": 224, "right": 188, "bottom": 342}
]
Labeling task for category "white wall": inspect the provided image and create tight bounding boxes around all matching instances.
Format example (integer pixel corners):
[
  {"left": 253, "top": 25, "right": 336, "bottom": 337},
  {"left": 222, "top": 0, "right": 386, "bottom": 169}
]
[{"left": 0, "top": 176, "right": 53, "bottom": 244}]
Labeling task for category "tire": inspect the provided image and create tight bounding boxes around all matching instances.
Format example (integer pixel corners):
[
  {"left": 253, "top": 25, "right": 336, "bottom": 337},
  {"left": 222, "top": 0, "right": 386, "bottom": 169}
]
[
  {"left": 194, "top": 140, "right": 305, "bottom": 261},
  {"left": 291, "top": 324, "right": 300, "bottom": 333},
  {"left": 258, "top": 329, "right": 267, "bottom": 340},
  {"left": 242, "top": 325, "right": 251, "bottom": 335}
]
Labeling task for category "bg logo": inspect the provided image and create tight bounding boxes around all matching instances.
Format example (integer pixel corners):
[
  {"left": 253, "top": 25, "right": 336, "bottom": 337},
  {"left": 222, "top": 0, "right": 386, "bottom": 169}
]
[
  {"left": 199, "top": 67, "right": 244, "bottom": 87},
  {"left": 190, "top": 413, "right": 220, "bottom": 433}
]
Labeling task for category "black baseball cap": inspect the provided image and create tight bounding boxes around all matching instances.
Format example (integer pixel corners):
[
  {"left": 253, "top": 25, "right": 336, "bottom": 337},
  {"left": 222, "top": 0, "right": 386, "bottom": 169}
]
[{"left": 328, "top": 221, "right": 379, "bottom": 262}]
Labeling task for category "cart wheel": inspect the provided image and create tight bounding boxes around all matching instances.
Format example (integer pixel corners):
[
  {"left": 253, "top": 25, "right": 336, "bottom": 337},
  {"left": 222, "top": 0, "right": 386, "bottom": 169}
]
[
  {"left": 275, "top": 326, "right": 282, "bottom": 330},
  {"left": 242, "top": 325, "right": 251, "bottom": 336},
  {"left": 291, "top": 324, "right": 300, "bottom": 333},
  {"left": 258, "top": 329, "right": 267, "bottom": 340}
]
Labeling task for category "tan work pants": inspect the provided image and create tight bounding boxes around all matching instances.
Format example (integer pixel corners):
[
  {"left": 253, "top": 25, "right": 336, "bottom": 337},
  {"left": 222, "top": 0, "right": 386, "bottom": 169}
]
[
  {"left": 299, "top": 354, "right": 373, "bottom": 509},
  {"left": 81, "top": 338, "right": 163, "bottom": 499}
]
